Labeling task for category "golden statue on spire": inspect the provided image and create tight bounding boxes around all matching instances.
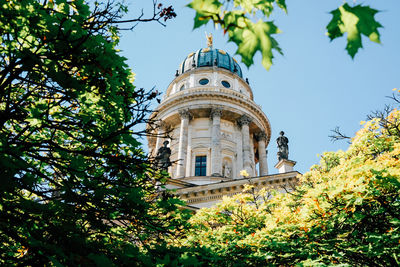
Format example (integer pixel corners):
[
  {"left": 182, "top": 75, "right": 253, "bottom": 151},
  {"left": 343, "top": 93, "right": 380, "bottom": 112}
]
[{"left": 205, "top": 32, "right": 213, "bottom": 48}]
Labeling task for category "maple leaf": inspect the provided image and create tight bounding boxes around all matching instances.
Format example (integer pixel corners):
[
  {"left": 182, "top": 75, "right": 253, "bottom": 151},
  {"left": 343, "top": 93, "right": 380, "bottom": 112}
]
[
  {"left": 188, "top": 0, "right": 222, "bottom": 29},
  {"left": 327, "top": 3, "right": 382, "bottom": 58},
  {"left": 228, "top": 19, "right": 282, "bottom": 70}
]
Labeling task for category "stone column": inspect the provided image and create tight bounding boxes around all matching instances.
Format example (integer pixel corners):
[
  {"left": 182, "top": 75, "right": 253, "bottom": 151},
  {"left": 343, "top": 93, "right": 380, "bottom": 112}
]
[
  {"left": 207, "top": 148, "right": 212, "bottom": 176},
  {"left": 185, "top": 125, "right": 192, "bottom": 177},
  {"left": 255, "top": 131, "right": 269, "bottom": 176},
  {"left": 237, "top": 115, "right": 252, "bottom": 175},
  {"left": 249, "top": 135, "right": 256, "bottom": 177},
  {"left": 154, "top": 121, "right": 166, "bottom": 156},
  {"left": 176, "top": 109, "right": 191, "bottom": 178},
  {"left": 210, "top": 107, "right": 222, "bottom": 176}
]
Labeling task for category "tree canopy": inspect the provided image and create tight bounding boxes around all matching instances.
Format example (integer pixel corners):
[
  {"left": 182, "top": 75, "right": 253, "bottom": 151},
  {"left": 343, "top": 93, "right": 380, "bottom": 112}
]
[
  {"left": 0, "top": 0, "right": 183, "bottom": 265},
  {"left": 1, "top": 0, "right": 397, "bottom": 265},
  {"left": 173, "top": 95, "right": 400, "bottom": 265}
]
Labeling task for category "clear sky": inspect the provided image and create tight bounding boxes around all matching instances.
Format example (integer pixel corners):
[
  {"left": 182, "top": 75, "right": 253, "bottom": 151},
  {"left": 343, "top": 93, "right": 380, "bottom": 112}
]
[{"left": 118, "top": 1, "right": 400, "bottom": 174}]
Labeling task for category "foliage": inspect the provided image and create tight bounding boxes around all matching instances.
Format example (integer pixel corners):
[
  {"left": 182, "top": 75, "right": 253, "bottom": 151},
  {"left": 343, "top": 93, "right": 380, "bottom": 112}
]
[
  {"left": 0, "top": 0, "right": 184, "bottom": 265},
  {"left": 177, "top": 97, "right": 400, "bottom": 266},
  {"left": 187, "top": 0, "right": 382, "bottom": 69},
  {"left": 326, "top": 3, "right": 382, "bottom": 58},
  {"left": 188, "top": 0, "right": 285, "bottom": 70}
]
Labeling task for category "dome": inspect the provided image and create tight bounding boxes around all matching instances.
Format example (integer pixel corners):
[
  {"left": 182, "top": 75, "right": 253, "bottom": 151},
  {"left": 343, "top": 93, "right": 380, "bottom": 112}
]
[{"left": 178, "top": 48, "right": 243, "bottom": 78}]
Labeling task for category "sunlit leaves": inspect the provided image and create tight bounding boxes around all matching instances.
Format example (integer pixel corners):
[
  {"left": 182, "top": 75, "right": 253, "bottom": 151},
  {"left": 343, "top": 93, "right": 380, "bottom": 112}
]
[
  {"left": 178, "top": 102, "right": 400, "bottom": 265},
  {"left": 188, "top": 0, "right": 222, "bottom": 29},
  {"left": 188, "top": 0, "right": 285, "bottom": 70},
  {"left": 189, "top": 0, "right": 384, "bottom": 69},
  {"left": 327, "top": 3, "right": 382, "bottom": 58},
  {"left": 229, "top": 19, "right": 282, "bottom": 69},
  {"left": 0, "top": 0, "right": 184, "bottom": 265}
]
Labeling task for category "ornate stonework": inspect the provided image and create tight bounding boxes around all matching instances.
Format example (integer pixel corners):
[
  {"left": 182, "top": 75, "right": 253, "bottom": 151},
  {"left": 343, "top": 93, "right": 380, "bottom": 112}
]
[
  {"left": 210, "top": 107, "right": 223, "bottom": 118},
  {"left": 147, "top": 46, "right": 298, "bottom": 208},
  {"left": 255, "top": 131, "right": 267, "bottom": 141},
  {"left": 237, "top": 114, "right": 252, "bottom": 127},
  {"left": 178, "top": 109, "right": 192, "bottom": 120}
]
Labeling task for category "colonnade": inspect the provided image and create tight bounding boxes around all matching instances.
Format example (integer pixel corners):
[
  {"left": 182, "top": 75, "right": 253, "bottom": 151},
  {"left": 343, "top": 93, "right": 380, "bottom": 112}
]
[{"left": 156, "top": 108, "right": 269, "bottom": 178}]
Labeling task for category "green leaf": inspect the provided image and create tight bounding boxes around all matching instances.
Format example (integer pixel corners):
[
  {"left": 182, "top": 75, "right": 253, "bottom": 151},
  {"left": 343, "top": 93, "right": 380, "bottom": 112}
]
[
  {"left": 327, "top": 3, "right": 382, "bottom": 58},
  {"left": 87, "top": 254, "right": 115, "bottom": 267},
  {"left": 187, "top": 0, "right": 222, "bottom": 29},
  {"left": 188, "top": 0, "right": 284, "bottom": 70},
  {"left": 228, "top": 19, "right": 282, "bottom": 70},
  {"left": 275, "top": 0, "right": 287, "bottom": 13}
]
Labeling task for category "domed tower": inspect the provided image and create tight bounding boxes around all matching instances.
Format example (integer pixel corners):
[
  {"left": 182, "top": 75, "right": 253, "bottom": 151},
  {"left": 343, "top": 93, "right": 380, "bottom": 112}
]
[
  {"left": 148, "top": 38, "right": 299, "bottom": 208},
  {"left": 148, "top": 41, "right": 271, "bottom": 185}
]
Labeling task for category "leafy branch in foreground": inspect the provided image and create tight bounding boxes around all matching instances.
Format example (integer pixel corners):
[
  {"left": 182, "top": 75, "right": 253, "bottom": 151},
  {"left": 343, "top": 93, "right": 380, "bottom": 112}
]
[
  {"left": 0, "top": 0, "right": 184, "bottom": 265},
  {"left": 187, "top": 0, "right": 383, "bottom": 69},
  {"left": 327, "top": 3, "right": 382, "bottom": 58},
  {"left": 188, "top": 0, "right": 286, "bottom": 70}
]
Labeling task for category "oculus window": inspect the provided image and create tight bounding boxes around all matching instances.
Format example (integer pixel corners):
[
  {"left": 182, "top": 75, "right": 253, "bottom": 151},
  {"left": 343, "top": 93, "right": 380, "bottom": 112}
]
[
  {"left": 221, "top": 80, "right": 231, "bottom": 88},
  {"left": 199, "top": 78, "right": 209, "bottom": 85},
  {"left": 195, "top": 156, "right": 207, "bottom": 176}
]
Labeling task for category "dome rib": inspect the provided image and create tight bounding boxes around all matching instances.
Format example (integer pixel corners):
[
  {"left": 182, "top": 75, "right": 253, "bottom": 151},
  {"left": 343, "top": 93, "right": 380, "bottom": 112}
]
[{"left": 178, "top": 48, "right": 243, "bottom": 78}]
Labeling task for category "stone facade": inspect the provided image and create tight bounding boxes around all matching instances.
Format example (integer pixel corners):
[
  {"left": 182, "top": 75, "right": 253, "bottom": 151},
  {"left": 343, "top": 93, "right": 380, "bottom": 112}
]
[
  {"left": 149, "top": 67, "right": 271, "bottom": 178},
  {"left": 148, "top": 47, "right": 298, "bottom": 209}
]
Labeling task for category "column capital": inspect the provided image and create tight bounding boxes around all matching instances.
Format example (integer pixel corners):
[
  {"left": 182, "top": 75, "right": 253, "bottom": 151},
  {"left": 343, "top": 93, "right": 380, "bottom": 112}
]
[
  {"left": 237, "top": 114, "right": 252, "bottom": 127},
  {"left": 255, "top": 131, "right": 267, "bottom": 141},
  {"left": 178, "top": 109, "right": 192, "bottom": 120},
  {"left": 210, "top": 107, "right": 223, "bottom": 119}
]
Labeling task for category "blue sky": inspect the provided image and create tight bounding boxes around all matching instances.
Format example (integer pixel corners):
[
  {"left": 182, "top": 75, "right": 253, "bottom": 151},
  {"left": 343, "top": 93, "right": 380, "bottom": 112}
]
[{"left": 118, "top": 1, "right": 400, "bottom": 174}]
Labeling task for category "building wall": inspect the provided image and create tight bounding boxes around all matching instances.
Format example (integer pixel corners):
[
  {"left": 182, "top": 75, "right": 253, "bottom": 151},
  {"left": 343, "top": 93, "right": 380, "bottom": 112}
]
[
  {"left": 148, "top": 59, "right": 271, "bottom": 182},
  {"left": 148, "top": 47, "right": 298, "bottom": 209},
  {"left": 168, "top": 118, "right": 246, "bottom": 179}
]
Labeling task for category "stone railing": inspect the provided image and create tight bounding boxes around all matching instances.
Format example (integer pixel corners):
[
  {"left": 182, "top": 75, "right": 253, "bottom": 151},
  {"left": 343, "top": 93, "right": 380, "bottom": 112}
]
[{"left": 174, "top": 171, "right": 300, "bottom": 205}]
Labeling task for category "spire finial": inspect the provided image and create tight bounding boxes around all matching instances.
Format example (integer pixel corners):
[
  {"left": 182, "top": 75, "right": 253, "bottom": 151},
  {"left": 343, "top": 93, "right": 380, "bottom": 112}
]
[{"left": 205, "top": 32, "right": 213, "bottom": 49}]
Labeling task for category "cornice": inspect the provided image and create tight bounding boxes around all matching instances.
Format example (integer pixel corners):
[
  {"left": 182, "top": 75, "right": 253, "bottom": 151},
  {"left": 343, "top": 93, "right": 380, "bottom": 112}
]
[{"left": 154, "top": 89, "right": 271, "bottom": 143}]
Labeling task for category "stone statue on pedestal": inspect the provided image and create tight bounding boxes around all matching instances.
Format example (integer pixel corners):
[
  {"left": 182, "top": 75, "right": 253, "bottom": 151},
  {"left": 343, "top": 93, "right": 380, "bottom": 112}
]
[
  {"left": 277, "top": 131, "right": 289, "bottom": 161},
  {"left": 155, "top": 141, "right": 171, "bottom": 170}
]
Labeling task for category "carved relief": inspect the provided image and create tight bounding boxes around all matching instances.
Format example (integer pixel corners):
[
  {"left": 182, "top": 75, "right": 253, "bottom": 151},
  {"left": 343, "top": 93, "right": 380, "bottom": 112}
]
[
  {"left": 221, "top": 131, "right": 233, "bottom": 141},
  {"left": 221, "top": 121, "right": 234, "bottom": 129}
]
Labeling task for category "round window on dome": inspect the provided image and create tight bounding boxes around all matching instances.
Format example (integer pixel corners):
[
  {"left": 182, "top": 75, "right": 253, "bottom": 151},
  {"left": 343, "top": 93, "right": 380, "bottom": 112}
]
[
  {"left": 199, "top": 78, "right": 209, "bottom": 85},
  {"left": 180, "top": 85, "right": 185, "bottom": 91},
  {"left": 221, "top": 80, "right": 231, "bottom": 88}
]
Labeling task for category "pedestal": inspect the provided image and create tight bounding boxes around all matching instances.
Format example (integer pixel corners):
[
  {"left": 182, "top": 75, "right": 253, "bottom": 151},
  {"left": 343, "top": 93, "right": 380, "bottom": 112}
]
[{"left": 274, "top": 159, "right": 297, "bottom": 174}]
